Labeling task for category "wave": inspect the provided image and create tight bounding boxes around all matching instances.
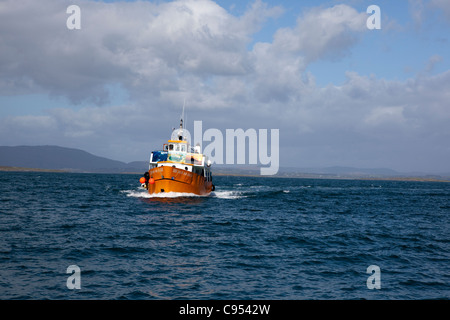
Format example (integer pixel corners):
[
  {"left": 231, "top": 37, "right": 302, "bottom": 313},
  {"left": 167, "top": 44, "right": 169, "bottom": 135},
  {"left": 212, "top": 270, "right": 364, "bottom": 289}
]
[
  {"left": 122, "top": 190, "right": 201, "bottom": 198},
  {"left": 122, "top": 189, "right": 247, "bottom": 199},
  {"left": 122, "top": 189, "right": 247, "bottom": 200},
  {"left": 211, "top": 190, "right": 246, "bottom": 199}
]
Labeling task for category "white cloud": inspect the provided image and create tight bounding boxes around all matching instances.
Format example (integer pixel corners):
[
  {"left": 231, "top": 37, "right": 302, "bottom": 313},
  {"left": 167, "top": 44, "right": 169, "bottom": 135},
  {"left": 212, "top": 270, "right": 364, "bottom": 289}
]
[
  {"left": 408, "top": 0, "right": 425, "bottom": 28},
  {"left": 409, "top": 0, "right": 450, "bottom": 28},
  {"left": 0, "top": 1, "right": 366, "bottom": 108},
  {"left": 364, "top": 106, "right": 406, "bottom": 126},
  {"left": 430, "top": 0, "right": 450, "bottom": 21},
  {"left": 272, "top": 4, "right": 367, "bottom": 62},
  {"left": 0, "top": 0, "right": 280, "bottom": 105},
  {"left": 245, "top": 4, "right": 368, "bottom": 104}
]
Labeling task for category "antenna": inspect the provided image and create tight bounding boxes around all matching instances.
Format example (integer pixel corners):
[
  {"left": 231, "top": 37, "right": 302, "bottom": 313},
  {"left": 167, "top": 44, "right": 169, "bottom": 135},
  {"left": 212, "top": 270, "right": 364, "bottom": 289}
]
[
  {"left": 180, "top": 98, "right": 186, "bottom": 130},
  {"left": 177, "top": 98, "right": 187, "bottom": 141}
]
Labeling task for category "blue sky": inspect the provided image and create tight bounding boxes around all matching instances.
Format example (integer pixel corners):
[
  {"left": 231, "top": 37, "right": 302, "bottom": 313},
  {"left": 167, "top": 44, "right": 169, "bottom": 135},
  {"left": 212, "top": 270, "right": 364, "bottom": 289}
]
[{"left": 0, "top": 0, "right": 449, "bottom": 173}]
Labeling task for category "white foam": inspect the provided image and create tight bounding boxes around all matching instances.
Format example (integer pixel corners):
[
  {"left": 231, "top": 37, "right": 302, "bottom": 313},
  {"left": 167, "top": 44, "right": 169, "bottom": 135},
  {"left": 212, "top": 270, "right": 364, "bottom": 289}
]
[
  {"left": 211, "top": 190, "right": 246, "bottom": 199},
  {"left": 122, "top": 190, "right": 201, "bottom": 198},
  {"left": 122, "top": 188, "right": 246, "bottom": 199}
]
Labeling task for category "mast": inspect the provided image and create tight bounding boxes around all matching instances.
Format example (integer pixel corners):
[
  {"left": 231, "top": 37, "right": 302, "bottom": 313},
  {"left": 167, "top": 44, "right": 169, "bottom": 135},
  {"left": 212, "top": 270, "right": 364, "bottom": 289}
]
[
  {"left": 180, "top": 98, "right": 186, "bottom": 130},
  {"left": 176, "top": 99, "right": 186, "bottom": 141}
]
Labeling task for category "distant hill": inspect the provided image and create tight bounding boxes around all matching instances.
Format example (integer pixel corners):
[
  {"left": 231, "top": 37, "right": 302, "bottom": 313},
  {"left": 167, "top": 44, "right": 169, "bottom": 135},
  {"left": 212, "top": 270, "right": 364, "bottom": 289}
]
[
  {"left": 276, "top": 166, "right": 449, "bottom": 180},
  {"left": 0, "top": 146, "right": 147, "bottom": 173},
  {"left": 213, "top": 164, "right": 450, "bottom": 181},
  {"left": 213, "top": 164, "right": 401, "bottom": 177},
  {"left": 278, "top": 166, "right": 401, "bottom": 176}
]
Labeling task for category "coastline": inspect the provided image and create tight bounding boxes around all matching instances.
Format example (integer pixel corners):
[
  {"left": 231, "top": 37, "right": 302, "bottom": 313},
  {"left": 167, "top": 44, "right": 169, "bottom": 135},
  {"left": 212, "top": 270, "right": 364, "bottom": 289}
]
[
  {"left": 1, "top": 166, "right": 448, "bottom": 182},
  {"left": 213, "top": 172, "right": 450, "bottom": 183},
  {"left": 0, "top": 166, "right": 68, "bottom": 173}
]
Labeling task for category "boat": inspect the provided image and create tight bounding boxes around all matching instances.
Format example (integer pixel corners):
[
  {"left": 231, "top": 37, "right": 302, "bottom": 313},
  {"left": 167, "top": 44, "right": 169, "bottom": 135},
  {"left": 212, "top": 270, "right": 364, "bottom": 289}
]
[{"left": 139, "top": 117, "right": 214, "bottom": 196}]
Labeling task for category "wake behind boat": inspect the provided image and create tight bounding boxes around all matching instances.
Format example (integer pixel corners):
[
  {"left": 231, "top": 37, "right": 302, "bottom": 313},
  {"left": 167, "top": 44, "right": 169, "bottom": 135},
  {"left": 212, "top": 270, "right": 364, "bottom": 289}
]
[{"left": 140, "top": 117, "right": 214, "bottom": 196}]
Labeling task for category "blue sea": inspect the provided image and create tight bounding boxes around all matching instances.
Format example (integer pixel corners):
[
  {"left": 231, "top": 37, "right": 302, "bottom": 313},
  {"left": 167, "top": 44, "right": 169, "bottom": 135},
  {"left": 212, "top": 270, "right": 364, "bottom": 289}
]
[{"left": 0, "top": 171, "right": 448, "bottom": 300}]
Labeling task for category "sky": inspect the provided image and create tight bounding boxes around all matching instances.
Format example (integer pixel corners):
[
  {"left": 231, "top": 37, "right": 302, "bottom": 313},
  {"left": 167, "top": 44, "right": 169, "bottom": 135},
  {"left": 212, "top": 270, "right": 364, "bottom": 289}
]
[{"left": 0, "top": 0, "right": 449, "bottom": 174}]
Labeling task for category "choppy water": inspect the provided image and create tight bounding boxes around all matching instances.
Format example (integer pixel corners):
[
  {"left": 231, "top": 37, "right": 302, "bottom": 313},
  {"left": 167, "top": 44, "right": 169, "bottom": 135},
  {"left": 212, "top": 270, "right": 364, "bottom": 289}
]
[{"left": 0, "top": 172, "right": 448, "bottom": 299}]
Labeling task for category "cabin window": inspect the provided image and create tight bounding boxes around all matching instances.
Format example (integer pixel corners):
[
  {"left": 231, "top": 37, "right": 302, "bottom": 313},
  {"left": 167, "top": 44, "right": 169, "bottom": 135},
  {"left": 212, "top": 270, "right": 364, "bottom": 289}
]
[
  {"left": 168, "top": 144, "right": 174, "bottom": 151},
  {"left": 181, "top": 144, "right": 186, "bottom": 152},
  {"left": 175, "top": 144, "right": 180, "bottom": 151}
]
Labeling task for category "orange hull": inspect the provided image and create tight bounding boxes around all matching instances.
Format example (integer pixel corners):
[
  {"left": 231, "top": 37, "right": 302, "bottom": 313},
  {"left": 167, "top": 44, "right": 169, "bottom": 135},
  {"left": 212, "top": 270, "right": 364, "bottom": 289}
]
[{"left": 147, "top": 166, "right": 212, "bottom": 196}]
